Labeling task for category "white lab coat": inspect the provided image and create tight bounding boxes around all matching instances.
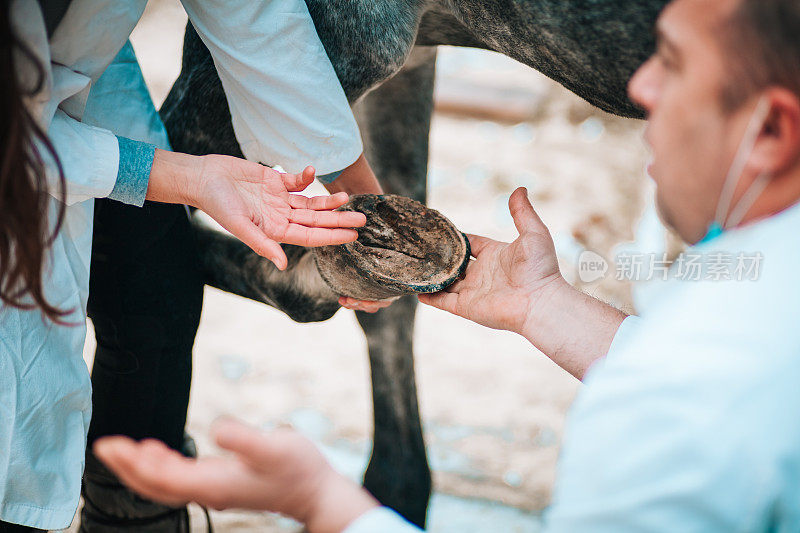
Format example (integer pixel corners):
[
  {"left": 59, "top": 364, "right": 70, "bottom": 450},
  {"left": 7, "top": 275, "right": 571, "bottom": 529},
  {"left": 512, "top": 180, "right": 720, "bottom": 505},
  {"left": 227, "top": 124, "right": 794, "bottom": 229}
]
[
  {"left": 346, "top": 202, "right": 800, "bottom": 532},
  {"left": 1, "top": 0, "right": 361, "bottom": 528}
]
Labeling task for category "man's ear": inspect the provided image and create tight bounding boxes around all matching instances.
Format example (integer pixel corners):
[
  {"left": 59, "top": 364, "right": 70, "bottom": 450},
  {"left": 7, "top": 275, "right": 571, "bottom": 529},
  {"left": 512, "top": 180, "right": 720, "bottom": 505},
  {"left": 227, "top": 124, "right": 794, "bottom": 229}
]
[{"left": 750, "top": 88, "right": 800, "bottom": 175}]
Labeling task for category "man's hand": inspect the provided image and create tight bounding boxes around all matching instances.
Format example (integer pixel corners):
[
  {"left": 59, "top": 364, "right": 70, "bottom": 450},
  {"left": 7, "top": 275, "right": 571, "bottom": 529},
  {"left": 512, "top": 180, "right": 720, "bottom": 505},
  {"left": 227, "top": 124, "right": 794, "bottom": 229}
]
[
  {"left": 419, "top": 187, "right": 627, "bottom": 380},
  {"left": 94, "top": 419, "right": 379, "bottom": 533},
  {"left": 419, "top": 188, "right": 564, "bottom": 334},
  {"left": 147, "top": 150, "right": 367, "bottom": 270}
]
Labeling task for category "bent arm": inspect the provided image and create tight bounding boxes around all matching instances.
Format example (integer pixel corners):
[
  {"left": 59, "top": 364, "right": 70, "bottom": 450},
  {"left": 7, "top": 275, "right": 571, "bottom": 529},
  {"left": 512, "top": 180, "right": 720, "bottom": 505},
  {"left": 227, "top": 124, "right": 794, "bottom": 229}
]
[
  {"left": 41, "top": 110, "right": 122, "bottom": 205},
  {"left": 179, "top": 0, "right": 363, "bottom": 177},
  {"left": 546, "top": 333, "right": 782, "bottom": 531},
  {"left": 42, "top": 109, "right": 162, "bottom": 207},
  {"left": 322, "top": 153, "right": 384, "bottom": 196}
]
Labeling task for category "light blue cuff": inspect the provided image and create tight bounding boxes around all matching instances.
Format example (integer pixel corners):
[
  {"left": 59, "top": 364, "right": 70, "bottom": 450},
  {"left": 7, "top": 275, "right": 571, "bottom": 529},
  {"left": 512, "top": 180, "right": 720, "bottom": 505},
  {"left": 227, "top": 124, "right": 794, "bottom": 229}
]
[
  {"left": 109, "top": 136, "right": 155, "bottom": 207},
  {"left": 318, "top": 169, "right": 344, "bottom": 184}
]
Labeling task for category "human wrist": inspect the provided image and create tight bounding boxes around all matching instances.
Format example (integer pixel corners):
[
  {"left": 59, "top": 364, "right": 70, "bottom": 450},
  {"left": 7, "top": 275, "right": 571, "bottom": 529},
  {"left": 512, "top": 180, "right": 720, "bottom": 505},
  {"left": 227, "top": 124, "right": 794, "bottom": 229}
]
[
  {"left": 145, "top": 149, "right": 203, "bottom": 207},
  {"left": 519, "top": 274, "right": 573, "bottom": 339},
  {"left": 323, "top": 154, "right": 383, "bottom": 195},
  {"left": 110, "top": 136, "right": 155, "bottom": 207},
  {"left": 304, "top": 470, "right": 379, "bottom": 533},
  {"left": 520, "top": 274, "right": 627, "bottom": 380}
]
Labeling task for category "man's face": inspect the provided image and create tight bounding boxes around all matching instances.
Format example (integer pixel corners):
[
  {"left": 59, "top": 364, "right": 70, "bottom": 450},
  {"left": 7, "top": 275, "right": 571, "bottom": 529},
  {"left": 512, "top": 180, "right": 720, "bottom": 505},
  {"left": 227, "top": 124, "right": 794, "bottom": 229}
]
[{"left": 628, "top": 0, "right": 752, "bottom": 243}]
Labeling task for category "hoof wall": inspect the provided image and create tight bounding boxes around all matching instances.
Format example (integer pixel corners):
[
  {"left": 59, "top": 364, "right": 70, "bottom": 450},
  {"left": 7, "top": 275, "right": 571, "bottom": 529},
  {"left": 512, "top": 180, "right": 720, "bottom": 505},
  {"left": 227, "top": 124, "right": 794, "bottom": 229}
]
[{"left": 313, "top": 195, "right": 470, "bottom": 300}]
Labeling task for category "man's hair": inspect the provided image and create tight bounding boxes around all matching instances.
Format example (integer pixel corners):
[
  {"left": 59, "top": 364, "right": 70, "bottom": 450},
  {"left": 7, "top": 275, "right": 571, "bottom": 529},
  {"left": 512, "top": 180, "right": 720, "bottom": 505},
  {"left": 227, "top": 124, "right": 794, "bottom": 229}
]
[{"left": 720, "top": 0, "right": 800, "bottom": 111}]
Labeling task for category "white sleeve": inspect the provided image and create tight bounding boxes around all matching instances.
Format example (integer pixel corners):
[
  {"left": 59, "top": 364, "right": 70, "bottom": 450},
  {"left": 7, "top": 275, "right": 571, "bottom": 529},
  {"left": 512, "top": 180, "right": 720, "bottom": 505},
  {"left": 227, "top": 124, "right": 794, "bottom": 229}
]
[
  {"left": 344, "top": 508, "right": 422, "bottom": 533},
  {"left": 41, "top": 108, "right": 120, "bottom": 206},
  {"left": 179, "top": 0, "right": 363, "bottom": 175},
  {"left": 12, "top": 0, "right": 121, "bottom": 206},
  {"left": 605, "top": 315, "right": 643, "bottom": 358},
  {"left": 545, "top": 331, "right": 786, "bottom": 532}
]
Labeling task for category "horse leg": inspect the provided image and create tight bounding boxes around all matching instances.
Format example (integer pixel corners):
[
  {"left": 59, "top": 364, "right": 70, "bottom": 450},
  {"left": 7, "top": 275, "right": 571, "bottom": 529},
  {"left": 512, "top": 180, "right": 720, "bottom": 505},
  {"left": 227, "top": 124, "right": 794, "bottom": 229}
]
[
  {"left": 162, "top": 20, "right": 436, "bottom": 525},
  {"left": 161, "top": 25, "right": 341, "bottom": 324},
  {"left": 352, "top": 46, "right": 437, "bottom": 528}
]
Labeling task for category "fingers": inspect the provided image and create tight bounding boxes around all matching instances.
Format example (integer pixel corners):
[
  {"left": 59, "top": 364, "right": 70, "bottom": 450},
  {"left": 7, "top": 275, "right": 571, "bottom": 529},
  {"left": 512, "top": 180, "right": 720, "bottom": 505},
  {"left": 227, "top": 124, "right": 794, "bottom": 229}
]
[
  {"left": 338, "top": 297, "right": 395, "bottom": 313},
  {"left": 281, "top": 224, "right": 359, "bottom": 247},
  {"left": 94, "top": 437, "right": 198, "bottom": 507},
  {"left": 509, "top": 187, "right": 547, "bottom": 236},
  {"left": 212, "top": 419, "right": 281, "bottom": 467},
  {"left": 466, "top": 234, "right": 496, "bottom": 258},
  {"left": 212, "top": 419, "right": 316, "bottom": 475},
  {"left": 443, "top": 276, "right": 466, "bottom": 294},
  {"left": 282, "top": 166, "right": 316, "bottom": 192},
  {"left": 288, "top": 192, "right": 351, "bottom": 211},
  {"left": 417, "top": 291, "right": 460, "bottom": 314},
  {"left": 228, "top": 217, "right": 288, "bottom": 270},
  {"left": 287, "top": 208, "right": 367, "bottom": 229}
]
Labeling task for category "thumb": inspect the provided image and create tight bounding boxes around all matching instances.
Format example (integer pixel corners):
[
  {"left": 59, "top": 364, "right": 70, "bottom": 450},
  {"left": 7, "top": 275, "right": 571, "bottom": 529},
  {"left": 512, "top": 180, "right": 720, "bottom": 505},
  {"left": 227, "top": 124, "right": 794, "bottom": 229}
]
[
  {"left": 283, "top": 166, "right": 316, "bottom": 192},
  {"left": 509, "top": 187, "right": 547, "bottom": 236},
  {"left": 212, "top": 418, "right": 279, "bottom": 465},
  {"left": 213, "top": 418, "right": 309, "bottom": 472},
  {"left": 226, "top": 216, "right": 288, "bottom": 270}
]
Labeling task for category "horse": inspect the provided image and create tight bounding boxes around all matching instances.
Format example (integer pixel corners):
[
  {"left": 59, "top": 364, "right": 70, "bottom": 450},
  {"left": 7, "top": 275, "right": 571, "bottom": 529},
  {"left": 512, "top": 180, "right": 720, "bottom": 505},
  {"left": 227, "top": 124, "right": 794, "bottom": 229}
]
[{"left": 158, "top": 1, "right": 668, "bottom": 527}]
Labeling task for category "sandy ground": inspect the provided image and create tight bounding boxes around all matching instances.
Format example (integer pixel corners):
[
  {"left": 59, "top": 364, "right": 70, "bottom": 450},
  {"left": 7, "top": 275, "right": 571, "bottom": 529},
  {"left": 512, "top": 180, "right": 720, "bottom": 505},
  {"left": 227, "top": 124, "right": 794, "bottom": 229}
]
[{"left": 70, "top": 0, "right": 654, "bottom": 531}]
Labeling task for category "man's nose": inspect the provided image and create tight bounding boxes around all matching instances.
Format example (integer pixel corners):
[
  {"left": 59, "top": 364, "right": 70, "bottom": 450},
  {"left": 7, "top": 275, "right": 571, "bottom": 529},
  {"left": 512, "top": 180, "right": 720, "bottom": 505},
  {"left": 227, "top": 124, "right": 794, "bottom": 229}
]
[{"left": 628, "top": 58, "right": 658, "bottom": 114}]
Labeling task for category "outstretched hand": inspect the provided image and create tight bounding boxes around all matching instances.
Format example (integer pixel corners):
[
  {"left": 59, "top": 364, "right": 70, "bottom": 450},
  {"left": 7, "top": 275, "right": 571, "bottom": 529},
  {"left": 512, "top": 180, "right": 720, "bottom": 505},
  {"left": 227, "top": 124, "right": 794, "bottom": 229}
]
[
  {"left": 421, "top": 187, "right": 628, "bottom": 379},
  {"left": 193, "top": 155, "right": 367, "bottom": 270},
  {"left": 418, "top": 187, "right": 565, "bottom": 335},
  {"left": 94, "top": 419, "right": 378, "bottom": 533}
]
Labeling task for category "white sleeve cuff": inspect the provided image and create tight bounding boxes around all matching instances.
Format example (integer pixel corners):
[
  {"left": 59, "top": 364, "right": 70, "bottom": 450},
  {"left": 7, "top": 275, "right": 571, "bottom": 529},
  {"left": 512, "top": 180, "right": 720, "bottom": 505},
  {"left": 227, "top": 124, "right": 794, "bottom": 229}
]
[
  {"left": 44, "top": 109, "right": 119, "bottom": 205},
  {"left": 606, "top": 315, "right": 644, "bottom": 359},
  {"left": 343, "top": 507, "right": 422, "bottom": 533}
]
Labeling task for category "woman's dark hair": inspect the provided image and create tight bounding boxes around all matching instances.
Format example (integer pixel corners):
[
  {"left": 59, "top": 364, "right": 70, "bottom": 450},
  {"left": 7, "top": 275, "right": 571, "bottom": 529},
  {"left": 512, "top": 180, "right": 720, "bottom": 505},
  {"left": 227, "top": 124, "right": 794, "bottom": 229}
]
[{"left": 0, "top": 0, "right": 69, "bottom": 322}]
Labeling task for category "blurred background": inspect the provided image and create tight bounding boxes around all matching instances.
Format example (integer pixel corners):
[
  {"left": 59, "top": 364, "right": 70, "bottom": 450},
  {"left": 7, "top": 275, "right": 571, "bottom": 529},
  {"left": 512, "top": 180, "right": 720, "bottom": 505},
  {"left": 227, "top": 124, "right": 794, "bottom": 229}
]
[{"left": 75, "top": 1, "right": 655, "bottom": 531}]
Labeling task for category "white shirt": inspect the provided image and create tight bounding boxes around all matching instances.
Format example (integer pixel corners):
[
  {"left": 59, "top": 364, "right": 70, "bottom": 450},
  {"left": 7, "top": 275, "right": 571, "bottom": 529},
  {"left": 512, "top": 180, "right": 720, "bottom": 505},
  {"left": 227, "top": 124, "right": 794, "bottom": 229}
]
[
  {"left": 1, "top": 0, "right": 361, "bottom": 528},
  {"left": 348, "top": 202, "right": 800, "bottom": 532}
]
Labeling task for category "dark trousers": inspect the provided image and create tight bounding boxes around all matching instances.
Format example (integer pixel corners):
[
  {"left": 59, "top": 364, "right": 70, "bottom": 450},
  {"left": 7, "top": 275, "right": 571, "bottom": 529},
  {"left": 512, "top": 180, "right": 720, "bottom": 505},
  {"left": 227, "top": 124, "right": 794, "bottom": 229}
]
[{"left": 86, "top": 199, "right": 204, "bottom": 451}]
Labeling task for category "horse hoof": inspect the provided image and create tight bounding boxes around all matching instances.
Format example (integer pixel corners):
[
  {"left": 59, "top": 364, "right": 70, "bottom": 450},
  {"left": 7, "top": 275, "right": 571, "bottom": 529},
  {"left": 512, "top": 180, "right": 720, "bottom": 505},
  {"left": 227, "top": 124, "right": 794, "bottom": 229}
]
[{"left": 313, "top": 194, "right": 470, "bottom": 300}]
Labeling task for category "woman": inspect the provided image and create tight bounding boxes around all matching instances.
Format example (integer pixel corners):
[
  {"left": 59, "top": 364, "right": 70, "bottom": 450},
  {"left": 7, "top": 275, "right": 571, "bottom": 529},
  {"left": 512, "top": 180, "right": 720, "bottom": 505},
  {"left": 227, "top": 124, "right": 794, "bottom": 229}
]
[{"left": 0, "top": 0, "right": 370, "bottom": 530}]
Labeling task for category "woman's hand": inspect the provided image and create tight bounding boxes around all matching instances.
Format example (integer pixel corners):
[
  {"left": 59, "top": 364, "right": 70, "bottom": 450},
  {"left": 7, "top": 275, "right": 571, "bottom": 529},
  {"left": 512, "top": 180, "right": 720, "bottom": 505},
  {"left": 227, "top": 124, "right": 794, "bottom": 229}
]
[
  {"left": 94, "top": 419, "right": 378, "bottom": 533},
  {"left": 147, "top": 150, "right": 367, "bottom": 270},
  {"left": 419, "top": 187, "right": 565, "bottom": 335},
  {"left": 338, "top": 297, "right": 396, "bottom": 313}
]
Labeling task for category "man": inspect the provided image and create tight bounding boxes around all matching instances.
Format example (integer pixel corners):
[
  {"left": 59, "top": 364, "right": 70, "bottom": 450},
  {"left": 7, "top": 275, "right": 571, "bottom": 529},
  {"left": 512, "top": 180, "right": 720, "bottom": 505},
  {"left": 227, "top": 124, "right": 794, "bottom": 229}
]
[{"left": 93, "top": 0, "right": 800, "bottom": 530}]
